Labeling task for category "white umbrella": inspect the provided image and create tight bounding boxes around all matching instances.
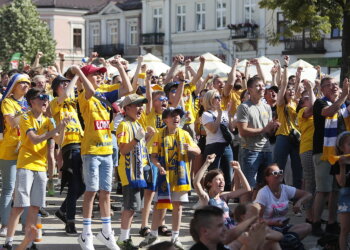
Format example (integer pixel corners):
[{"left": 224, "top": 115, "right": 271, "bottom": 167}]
[
  {"left": 289, "top": 59, "right": 317, "bottom": 82},
  {"left": 181, "top": 52, "right": 231, "bottom": 77},
  {"left": 244, "top": 56, "right": 274, "bottom": 82},
  {"left": 128, "top": 53, "right": 170, "bottom": 76},
  {"left": 330, "top": 70, "right": 341, "bottom": 82}
]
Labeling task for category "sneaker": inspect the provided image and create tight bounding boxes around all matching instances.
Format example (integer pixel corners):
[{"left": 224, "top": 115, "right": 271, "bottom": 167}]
[
  {"left": 26, "top": 243, "right": 38, "bottom": 250},
  {"left": 55, "top": 210, "right": 67, "bottom": 225},
  {"left": 138, "top": 234, "right": 158, "bottom": 248},
  {"left": 65, "top": 222, "right": 78, "bottom": 236},
  {"left": 96, "top": 230, "right": 119, "bottom": 250},
  {"left": 325, "top": 222, "right": 340, "bottom": 235},
  {"left": 117, "top": 237, "right": 139, "bottom": 249},
  {"left": 39, "top": 207, "right": 50, "bottom": 218},
  {"left": 2, "top": 243, "right": 13, "bottom": 250},
  {"left": 78, "top": 233, "right": 95, "bottom": 250},
  {"left": 171, "top": 237, "right": 184, "bottom": 250},
  {"left": 0, "top": 227, "right": 7, "bottom": 237},
  {"left": 312, "top": 221, "right": 324, "bottom": 237}
]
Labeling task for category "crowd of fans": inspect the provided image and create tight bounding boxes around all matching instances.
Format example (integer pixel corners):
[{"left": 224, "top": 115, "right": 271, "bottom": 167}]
[{"left": 0, "top": 51, "right": 348, "bottom": 250}]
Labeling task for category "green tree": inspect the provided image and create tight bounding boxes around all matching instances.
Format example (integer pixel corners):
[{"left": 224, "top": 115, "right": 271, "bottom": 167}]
[
  {"left": 259, "top": 0, "right": 350, "bottom": 81},
  {"left": 0, "top": 0, "right": 56, "bottom": 70}
]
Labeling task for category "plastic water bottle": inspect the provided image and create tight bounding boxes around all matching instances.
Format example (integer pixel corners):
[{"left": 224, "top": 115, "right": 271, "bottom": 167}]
[{"left": 35, "top": 214, "right": 43, "bottom": 242}]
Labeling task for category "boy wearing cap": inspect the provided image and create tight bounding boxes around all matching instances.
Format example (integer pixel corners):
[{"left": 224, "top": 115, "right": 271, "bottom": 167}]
[
  {"left": 140, "top": 107, "right": 200, "bottom": 249},
  {"left": 3, "top": 88, "right": 69, "bottom": 249},
  {"left": 116, "top": 93, "right": 149, "bottom": 249},
  {"left": 0, "top": 74, "right": 30, "bottom": 237},
  {"left": 70, "top": 60, "right": 132, "bottom": 250},
  {"left": 50, "top": 75, "right": 85, "bottom": 235}
]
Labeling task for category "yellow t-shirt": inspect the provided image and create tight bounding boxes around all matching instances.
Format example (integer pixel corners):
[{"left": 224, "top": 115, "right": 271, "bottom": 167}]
[
  {"left": 116, "top": 120, "right": 149, "bottom": 186},
  {"left": 222, "top": 89, "right": 244, "bottom": 116},
  {"left": 276, "top": 102, "right": 298, "bottom": 136},
  {"left": 78, "top": 90, "right": 113, "bottom": 155},
  {"left": 183, "top": 85, "right": 196, "bottom": 124},
  {"left": 0, "top": 97, "right": 29, "bottom": 160},
  {"left": 150, "top": 127, "right": 196, "bottom": 173},
  {"left": 297, "top": 107, "right": 314, "bottom": 154},
  {"left": 50, "top": 97, "right": 83, "bottom": 147},
  {"left": 97, "top": 83, "right": 119, "bottom": 92},
  {"left": 140, "top": 108, "right": 165, "bottom": 133},
  {"left": 17, "top": 112, "right": 54, "bottom": 171}
]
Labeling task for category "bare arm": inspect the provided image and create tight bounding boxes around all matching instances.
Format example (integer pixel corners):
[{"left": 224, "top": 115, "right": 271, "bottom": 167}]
[
  {"left": 119, "top": 139, "right": 138, "bottom": 155},
  {"left": 145, "top": 70, "right": 153, "bottom": 114},
  {"left": 251, "top": 59, "right": 266, "bottom": 85},
  {"left": 204, "top": 109, "right": 222, "bottom": 133},
  {"left": 224, "top": 58, "right": 238, "bottom": 97},
  {"left": 276, "top": 63, "right": 288, "bottom": 106},
  {"left": 131, "top": 56, "right": 144, "bottom": 93},
  {"left": 32, "top": 52, "right": 43, "bottom": 68},
  {"left": 27, "top": 121, "right": 66, "bottom": 145},
  {"left": 302, "top": 80, "right": 316, "bottom": 118},
  {"left": 70, "top": 65, "right": 95, "bottom": 100},
  {"left": 163, "top": 55, "right": 183, "bottom": 84},
  {"left": 191, "top": 56, "right": 205, "bottom": 87},
  {"left": 57, "top": 75, "right": 79, "bottom": 104}
]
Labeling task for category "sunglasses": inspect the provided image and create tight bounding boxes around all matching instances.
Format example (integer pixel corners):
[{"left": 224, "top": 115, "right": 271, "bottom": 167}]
[
  {"left": 214, "top": 95, "right": 221, "bottom": 100},
  {"left": 158, "top": 96, "right": 168, "bottom": 102},
  {"left": 269, "top": 170, "right": 284, "bottom": 176},
  {"left": 34, "top": 94, "right": 49, "bottom": 101},
  {"left": 170, "top": 89, "right": 177, "bottom": 94}
]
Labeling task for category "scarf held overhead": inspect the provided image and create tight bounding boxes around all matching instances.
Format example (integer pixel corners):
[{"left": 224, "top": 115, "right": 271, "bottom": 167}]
[
  {"left": 156, "top": 128, "right": 191, "bottom": 209},
  {"left": 322, "top": 97, "right": 350, "bottom": 163}
]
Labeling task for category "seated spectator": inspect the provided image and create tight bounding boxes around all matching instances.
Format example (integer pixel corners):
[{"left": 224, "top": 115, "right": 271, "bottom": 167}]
[{"left": 254, "top": 163, "right": 312, "bottom": 240}]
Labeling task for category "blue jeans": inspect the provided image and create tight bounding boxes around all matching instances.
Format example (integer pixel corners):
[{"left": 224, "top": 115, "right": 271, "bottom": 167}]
[
  {"left": 241, "top": 149, "right": 272, "bottom": 188},
  {"left": 274, "top": 135, "right": 303, "bottom": 188},
  {"left": 0, "top": 159, "right": 16, "bottom": 226},
  {"left": 60, "top": 148, "right": 85, "bottom": 221},
  {"left": 204, "top": 143, "right": 233, "bottom": 191},
  {"left": 82, "top": 154, "right": 113, "bottom": 192}
]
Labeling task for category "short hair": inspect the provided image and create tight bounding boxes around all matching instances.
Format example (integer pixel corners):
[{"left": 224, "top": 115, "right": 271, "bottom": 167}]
[
  {"left": 202, "top": 89, "right": 219, "bottom": 111},
  {"left": 247, "top": 76, "right": 262, "bottom": 89},
  {"left": 190, "top": 206, "right": 224, "bottom": 242},
  {"left": 152, "top": 91, "right": 166, "bottom": 99},
  {"left": 203, "top": 169, "right": 224, "bottom": 191},
  {"left": 288, "top": 75, "right": 296, "bottom": 81},
  {"left": 25, "top": 88, "right": 46, "bottom": 107},
  {"left": 147, "top": 241, "right": 174, "bottom": 250},
  {"left": 212, "top": 75, "right": 221, "bottom": 84},
  {"left": 32, "top": 75, "right": 46, "bottom": 83},
  {"left": 320, "top": 77, "right": 335, "bottom": 87}
]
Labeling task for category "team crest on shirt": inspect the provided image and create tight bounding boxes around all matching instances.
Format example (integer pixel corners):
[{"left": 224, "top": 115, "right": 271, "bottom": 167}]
[{"left": 94, "top": 120, "right": 110, "bottom": 130}]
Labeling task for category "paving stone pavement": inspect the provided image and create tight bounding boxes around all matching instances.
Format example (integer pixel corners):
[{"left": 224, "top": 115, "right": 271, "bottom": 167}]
[{"left": 0, "top": 184, "right": 324, "bottom": 249}]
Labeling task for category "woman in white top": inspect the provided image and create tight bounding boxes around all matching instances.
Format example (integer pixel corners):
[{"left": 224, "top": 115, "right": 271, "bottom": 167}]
[
  {"left": 201, "top": 89, "right": 234, "bottom": 191},
  {"left": 255, "top": 163, "right": 312, "bottom": 240}
]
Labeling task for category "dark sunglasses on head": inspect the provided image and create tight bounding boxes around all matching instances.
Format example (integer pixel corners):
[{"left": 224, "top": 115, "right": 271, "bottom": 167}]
[
  {"left": 269, "top": 170, "right": 284, "bottom": 176},
  {"left": 158, "top": 96, "right": 168, "bottom": 102},
  {"left": 214, "top": 95, "right": 221, "bottom": 100}
]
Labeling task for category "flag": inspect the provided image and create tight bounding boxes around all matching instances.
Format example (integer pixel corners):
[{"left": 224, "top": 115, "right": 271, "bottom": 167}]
[
  {"left": 10, "top": 53, "right": 21, "bottom": 69},
  {"left": 216, "top": 39, "right": 229, "bottom": 51}
]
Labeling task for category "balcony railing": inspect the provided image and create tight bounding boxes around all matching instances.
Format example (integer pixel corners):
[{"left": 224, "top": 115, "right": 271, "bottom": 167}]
[
  {"left": 142, "top": 33, "right": 165, "bottom": 45},
  {"left": 92, "top": 44, "right": 124, "bottom": 57},
  {"left": 231, "top": 28, "right": 258, "bottom": 39},
  {"left": 283, "top": 36, "right": 326, "bottom": 54}
]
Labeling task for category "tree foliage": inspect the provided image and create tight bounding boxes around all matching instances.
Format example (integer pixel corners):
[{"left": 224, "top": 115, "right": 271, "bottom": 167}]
[
  {"left": 0, "top": 0, "right": 56, "bottom": 70},
  {"left": 259, "top": 0, "right": 350, "bottom": 80}
]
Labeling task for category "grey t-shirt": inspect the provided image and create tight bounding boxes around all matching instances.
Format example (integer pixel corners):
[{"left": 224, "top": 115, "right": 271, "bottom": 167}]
[{"left": 236, "top": 100, "right": 272, "bottom": 152}]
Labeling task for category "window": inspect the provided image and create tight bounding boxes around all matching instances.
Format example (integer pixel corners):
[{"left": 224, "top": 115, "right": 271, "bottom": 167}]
[
  {"left": 128, "top": 21, "right": 138, "bottom": 46},
  {"left": 176, "top": 5, "right": 186, "bottom": 32},
  {"left": 73, "top": 28, "right": 82, "bottom": 49},
  {"left": 153, "top": 8, "right": 162, "bottom": 32},
  {"left": 90, "top": 22, "right": 100, "bottom": 47},
  {"left": 331, "top": 27, "right": 342, "bottom": 39},
  {"left": 216, "top": 0, "right": 226, "bottom": 29},
  {"left": 277, "top": 12, "right": 287, "bottom": 41},
  {"left": 244, "top": 0, "right": 255, "bottom": 23},
  {"left": 196, "top": 3, "right": 205, "bottom": 31},
  {"left": 107, "top": 20, "right": 118, "bottom": 44}
]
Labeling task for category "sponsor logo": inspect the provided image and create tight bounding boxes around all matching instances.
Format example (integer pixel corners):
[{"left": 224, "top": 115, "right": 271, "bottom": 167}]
[{"left": 94, "top": 120, "right": 110, "bottom": 130}]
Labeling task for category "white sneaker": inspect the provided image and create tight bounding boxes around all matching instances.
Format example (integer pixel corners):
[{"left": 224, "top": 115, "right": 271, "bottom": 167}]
[
  {"left": 78, "top": 233, "right": 95, "bottom": 250},
  {"left": 171, "top": 237, "right": 184, "bottom": 250},
  {"left": 0, "top": 227, "right": 7, "bottom": 237},
  {"left": 96, "top": 230, "right": 120, "bottom": 250}
]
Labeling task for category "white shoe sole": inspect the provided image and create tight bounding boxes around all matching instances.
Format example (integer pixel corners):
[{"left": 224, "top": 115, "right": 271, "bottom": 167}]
[
  {"left": 96, "top": 232, "right": 120, "bottom": 250},
  {"left": 77, "top": 235, "right": 95, "bottom": 250}
]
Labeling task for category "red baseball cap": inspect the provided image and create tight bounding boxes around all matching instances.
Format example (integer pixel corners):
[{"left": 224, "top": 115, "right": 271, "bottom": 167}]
[{"left": 81, "top": 64, "right": 107, "bottom": 76}]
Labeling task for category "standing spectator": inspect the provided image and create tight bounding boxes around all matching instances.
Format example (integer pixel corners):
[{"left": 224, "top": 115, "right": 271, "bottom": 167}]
[
  {"left": 74, "top": 60, "right": 132, "bottom": 250},
  {"left": 236, "top": 76, "right": 279, "bottom": 201},
  {"left": 311, "top": 77, "right": 349, "bottom": 236},
  {"left": 274, "top": 57, "right": 302, "bottom": 189},
  {"left": 201, "top": 90, "right": 234, "bottom": 191},
  {"left": 0, "top": 74, "right": 30, "bottom": 237}
]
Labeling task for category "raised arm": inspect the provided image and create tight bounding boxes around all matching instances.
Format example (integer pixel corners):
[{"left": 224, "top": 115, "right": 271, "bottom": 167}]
[
  {"left": 194, "top": 154, "right": 215, "bottom": 203},
  {"left": 145, "top": 69, "right": 153, "bottom": 114},
  {"left": 32, "top": 51, "right": 43, "bottom": 68},
  {"left": 276, "top": 56, "right": 289, "bottom": 106},
  {"left": 302, "top": 80, "right": 316, "bottom": 118},
  {"left": 163, "top": 54, "right": 183, "bottom": 84},
  {"left": 57, "top": 75, "right": 79, "bottom": 104},
  {"left": 223, "top": 58, "right": 239, "bottom": 97},
  {"left": 131, "top": 56, "right": 144, "bottom": 93},
  {"left": 191, "top": 56, "right": 205, "bottom": 86},
  {"left": 110, "top": 57, "right": 133, "bottom": 97},
  {"left": 251, "top": 59, "right": 266, "bottom": 85},
  {"left": 169, "top": 71, "right": 185, "bottom": 108}
]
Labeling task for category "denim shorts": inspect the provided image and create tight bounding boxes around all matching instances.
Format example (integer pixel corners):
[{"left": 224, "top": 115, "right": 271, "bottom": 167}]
[
  {"left": 82, "top": 154, "right": 113, "bottom": 192},
  {"left": 338, "top": 187, "right": 350, "bottom": 213}
]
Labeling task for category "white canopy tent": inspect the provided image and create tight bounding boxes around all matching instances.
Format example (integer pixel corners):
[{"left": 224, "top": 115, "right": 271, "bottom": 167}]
[
  {"left": 128, "top": 53, "right": 170, "bottom": 76},
  {"left": 330, "top": 70, "right": 341, "bottom": 83},
  {"left": 288, "top": 59, "right": 317, "bottom": 82}
]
